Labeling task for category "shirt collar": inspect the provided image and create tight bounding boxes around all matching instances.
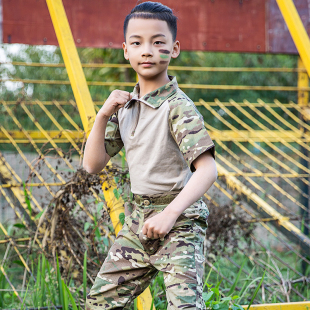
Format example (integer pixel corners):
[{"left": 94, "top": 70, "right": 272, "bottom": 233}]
[{"left": 125, "top": 75, "right": 178, "bottom": 109}]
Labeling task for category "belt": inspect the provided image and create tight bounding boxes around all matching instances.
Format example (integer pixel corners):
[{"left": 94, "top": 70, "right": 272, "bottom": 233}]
[{"left": 133, "top": 193, "right": 178, "bottom": 206}]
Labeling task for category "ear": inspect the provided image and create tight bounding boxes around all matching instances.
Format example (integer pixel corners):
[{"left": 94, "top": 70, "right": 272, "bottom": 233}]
[
  {"left": 123, "top": 42, "right": 129, "bottom": 60},
  {"left": 171, "top": 40, "right": 180, "bottom": 59}
]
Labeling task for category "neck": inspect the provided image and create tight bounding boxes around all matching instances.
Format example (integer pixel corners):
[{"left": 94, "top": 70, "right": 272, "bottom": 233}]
[{"left": 137, "top": 71, "right": 170, "bottom": 98}]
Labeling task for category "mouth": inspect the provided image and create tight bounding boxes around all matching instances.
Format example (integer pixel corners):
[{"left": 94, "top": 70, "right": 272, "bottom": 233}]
[{"left": 140, "top": 62, "right": 155, "bottom": 67}]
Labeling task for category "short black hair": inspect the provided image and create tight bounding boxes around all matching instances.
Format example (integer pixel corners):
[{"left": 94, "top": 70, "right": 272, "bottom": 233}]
[{"left": 123, "top": 1, "right": 177, "bottom": 41}]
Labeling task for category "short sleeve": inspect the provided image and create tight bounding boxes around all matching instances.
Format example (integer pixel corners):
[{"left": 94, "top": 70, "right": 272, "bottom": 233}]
[
  {"left": 169, "top": 98, "right": 215, "bottom": 172},
  {"left": 104, "top": 113, "right": 124, "bottom": 157}
]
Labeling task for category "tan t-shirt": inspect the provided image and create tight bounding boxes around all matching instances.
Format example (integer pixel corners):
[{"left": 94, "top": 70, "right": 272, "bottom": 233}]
[{"left": 104, "top": 76, "right": 215, "bottom": 195}]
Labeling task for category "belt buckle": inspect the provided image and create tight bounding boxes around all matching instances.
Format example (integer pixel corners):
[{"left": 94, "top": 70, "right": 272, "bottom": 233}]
[{"left": 143, "top": 199, "right": 150, "bottom": 206}]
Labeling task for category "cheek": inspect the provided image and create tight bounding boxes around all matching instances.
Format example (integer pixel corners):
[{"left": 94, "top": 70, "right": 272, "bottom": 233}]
[{"left": 127, "top": 49, "right": 139, "bottom": 61}]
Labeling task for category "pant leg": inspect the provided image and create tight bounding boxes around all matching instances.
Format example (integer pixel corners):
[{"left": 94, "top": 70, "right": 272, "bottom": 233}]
[
  {"left": 86, "top": 205, "right": 158, "bottom": 310},
  {"left": 150, "top": 200, "right": 208, "bottom": 310}
]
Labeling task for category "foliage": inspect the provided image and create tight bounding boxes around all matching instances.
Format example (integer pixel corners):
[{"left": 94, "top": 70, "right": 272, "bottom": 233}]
[
  {"left": 0, "top": 252, "right": 83, "bottom": 309},
  {"left": 0, "top": 43, "right": 297, "bottom": 105}
]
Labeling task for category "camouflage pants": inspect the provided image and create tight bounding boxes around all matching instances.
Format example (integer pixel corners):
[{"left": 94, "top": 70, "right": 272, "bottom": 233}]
[{"left": 86, "top": 193, "right": 209, "bottom": 310}]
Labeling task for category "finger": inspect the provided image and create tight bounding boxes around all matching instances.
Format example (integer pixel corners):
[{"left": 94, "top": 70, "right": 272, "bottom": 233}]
[
  {"left": 117, "top": 90, "right": 131, "bottom": 100},
  {"left": 113, "top": 98, "right": 128, "bottom": 107},
  {"left": 117, "top": 93, "right": 130, "bottom": 102},
  {"left": 118, "top": 90, "right": 131, "bottom": 96},
  {"left": 147, "top": 228, "right": 154, "bottom": 239},
  {"left": 153, "top": 232, "right": 159, "bottom": 239},
  {"left": 142, "top": 225, "right": 147, "bottom": 236}
]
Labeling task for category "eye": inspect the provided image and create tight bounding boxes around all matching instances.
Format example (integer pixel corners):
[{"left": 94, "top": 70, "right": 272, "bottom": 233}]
[
  {"left": 131, "top": 42, "right": 140, "bottom": 46},
  {"left": 154, "top": 41, "right": 164, "bottom": 45}
]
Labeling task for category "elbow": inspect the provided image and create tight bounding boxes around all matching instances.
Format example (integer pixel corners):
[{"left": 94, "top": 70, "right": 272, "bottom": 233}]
[
  {"left": 83, "top": 164, "right": 95, "bottom": 174},
  {"left": 83, "top": 161, "right": 101, "bottom": 174}
]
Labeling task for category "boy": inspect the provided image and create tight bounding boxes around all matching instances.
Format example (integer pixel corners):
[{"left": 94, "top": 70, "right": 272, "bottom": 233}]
[{"left": 83, "top": 2, "right": 217, "bottom": 309}]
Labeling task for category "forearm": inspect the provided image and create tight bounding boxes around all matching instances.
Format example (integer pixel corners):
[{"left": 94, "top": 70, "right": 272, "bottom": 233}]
[
  {"left": 83, "top": 113, "right": 110, "bottom": 174},
  {"left": 164, "top": 153, "right": 217, "bottom": 219}
]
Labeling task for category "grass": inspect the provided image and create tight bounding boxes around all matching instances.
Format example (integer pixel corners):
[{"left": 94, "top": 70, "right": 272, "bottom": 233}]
[
  {"left": 0, "top": 250, "right": 268, "bottom": 310},
  {"left": 0, "top": 217, "right": 309, "bottom": 309}
]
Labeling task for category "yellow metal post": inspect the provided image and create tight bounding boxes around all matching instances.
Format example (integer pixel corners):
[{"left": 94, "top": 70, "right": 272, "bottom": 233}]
[
  {"left": 298, "top": 57, "right": 310, "bottom": 122},
  {"left": 46, "top": 0, "right": 154, "bottom": 307},
  {"left": 297, "top": 57, "right": 310, "bottom": 274},
  {"left": 46, "top": 0, "right": 95, "bottom": 135},
  {"left": 298, "top": 57, "right": 309, "bottom": 107},
  {"left": 242, "top": 301, "right": 310, "bottom": 309},
  {"left": 276, "top": 0, "right": 310, "bottom": 77}
]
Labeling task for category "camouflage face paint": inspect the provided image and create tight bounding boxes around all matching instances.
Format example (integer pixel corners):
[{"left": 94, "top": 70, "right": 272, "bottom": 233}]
[
  {"left": 160, "top": 60, "right": 169, "bottom": 64},
  {"left": 159, "top": 49, "right": 170, "bottom": 60},
  {"left": 159, "top": 49, "right": 170, "bottom": 54}
]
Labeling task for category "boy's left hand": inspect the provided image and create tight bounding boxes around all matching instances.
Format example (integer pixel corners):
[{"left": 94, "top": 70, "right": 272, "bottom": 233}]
[{"left": 141, "top": 210, "right": 179, "bottom": 239}]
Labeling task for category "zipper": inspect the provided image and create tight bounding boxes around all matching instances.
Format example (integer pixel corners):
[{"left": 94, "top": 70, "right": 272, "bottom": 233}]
[{"left": 131, "top": 101, "right": 141, "bottom": 137}]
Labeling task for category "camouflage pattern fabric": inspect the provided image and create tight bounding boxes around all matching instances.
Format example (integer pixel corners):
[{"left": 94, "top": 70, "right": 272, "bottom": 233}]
[
  {"left": 104, "top": 113, "right": 123, "bottom": 158},
  {"left": 86, "top": 196, "right": 209, "bottom": 310},
  {"left": 168, "top": 89, "right": 215, "bottom": 171}
]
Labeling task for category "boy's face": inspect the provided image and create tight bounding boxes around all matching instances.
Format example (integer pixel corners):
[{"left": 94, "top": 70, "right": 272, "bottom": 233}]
[{"left": 123, "top": 18, "right": 180, "bottom": 79}]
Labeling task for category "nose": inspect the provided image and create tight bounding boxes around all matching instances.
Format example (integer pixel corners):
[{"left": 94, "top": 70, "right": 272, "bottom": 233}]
[{"left": 141, "top": 43, "right": 153, "bottom": 57}]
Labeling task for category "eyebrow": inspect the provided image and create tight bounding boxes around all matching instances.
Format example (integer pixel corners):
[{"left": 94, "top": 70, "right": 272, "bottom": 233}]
[{"left": 129, "top": 34, "right": 166, "bottom": 39}]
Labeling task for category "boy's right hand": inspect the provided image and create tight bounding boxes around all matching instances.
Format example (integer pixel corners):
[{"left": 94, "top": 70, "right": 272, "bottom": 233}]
[{"left": 98, "top": 90, "right": 132, "bottom": 118}]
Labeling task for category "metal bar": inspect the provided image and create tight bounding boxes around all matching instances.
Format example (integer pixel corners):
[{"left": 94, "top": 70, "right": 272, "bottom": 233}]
[
  {"left": 225, "top": 100, "right": 310, "bottom": 213},
  {"left": 243, "top": 302, "right": 310, "bottom": 309},
  {"left": 0, "top": 223, "right": 34, "bottom": 276},
  {"left": 2, "top": 173, "right": 310, "bottom": 190},
  {"left": 1, "top": 126, "right": 56, "bottom": 202},
  {"left": 2, "top": 62, "right": 307, "bottom": 72},
  {"left": 45, "top": 0, "right": 95, "bottom": 136},
  {"left": 297, "top": 58, "right": 310, "bottom": 108},
  {"left": 201, "top": 100, "right": 310, "bottom": 183},
  {"left": 0, "top": 139, "right": 81, "bottom": 143},
  {"left": 298, "top": 57, "right": 310, "bottom": 275},
  {"left": 217, "top": 152, "right": 305, "bottom": 217},
  {"left": 2, "top": 130, "right": 310, "bottom": 143},
  {"left": 0, "top": 152, "right": 41, "bottom": 217},
  {"left": 0, "top": 130, "right": 83, "bottom": 141},
  {"left": 1, "top": 100, "right": 301, "bottom": 108},
  {"left": 212, "top": 132, "right": 310, "bottom": 202},
  {"left": 3, "top": 78, "right": 310, "bottom": 91},
  {"left": 206, "top": 121, "right": 310, "bottom": 199},
  {"left": 213, "top": 181, "right": 310, "bottom": 267},
  {"left": 3, "top": 100, "right": 113, "bottom": 244},
  {"left": 216, "top": 161, "right": 310, "bottom": 256},
  {"left": 53, "top": 100, "right": 83, "bottom": 131},
  {"left": 231, "top": 99, "right": 310, "bottom": 157},
  {"left": 35, "top": 100, "right": 82, "bottom": 156},
  {"left": 0, "top": 186, "right": 32, "bottom": 230},
  {"left": 215, "top": 99, "right": 310, "bottom": 173},
  {"left": 1, "top": 183, "right": 64, "bottom": 188},
  {"left": 0, "top": 265, "right": 25, "bottom": 306},
  {"left": 0, "top": 237, "right": 32, "bottom": 244},
  {"left": 276, "top": 0, "right": 310, "bottom": 77}
]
